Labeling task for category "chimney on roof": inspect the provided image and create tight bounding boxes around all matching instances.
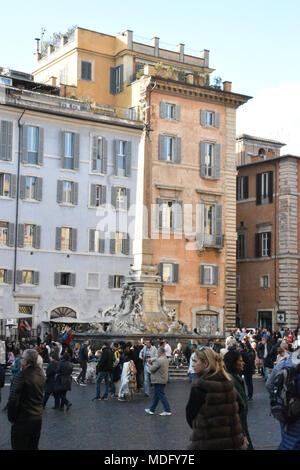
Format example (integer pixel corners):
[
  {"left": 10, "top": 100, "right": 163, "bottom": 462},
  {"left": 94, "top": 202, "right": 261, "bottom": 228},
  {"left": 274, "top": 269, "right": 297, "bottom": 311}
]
[
  {"left": 176, "top": 44, "right": 185, "bottom": 62},
  {"left": 123, "top": 30, "right": 133, "bottom": 49},
  {"left": 152, "top": 37, "right": 159, "bottom": 57},
  {"left": 223, "top": 81, "right": 232, "bottom": 92}
]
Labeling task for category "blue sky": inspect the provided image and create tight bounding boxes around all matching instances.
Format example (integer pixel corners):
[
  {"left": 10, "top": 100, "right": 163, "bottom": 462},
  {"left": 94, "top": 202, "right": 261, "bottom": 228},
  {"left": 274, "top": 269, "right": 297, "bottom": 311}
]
[{"left": 1, "top": 0, "right": 300, "bottom": 152}]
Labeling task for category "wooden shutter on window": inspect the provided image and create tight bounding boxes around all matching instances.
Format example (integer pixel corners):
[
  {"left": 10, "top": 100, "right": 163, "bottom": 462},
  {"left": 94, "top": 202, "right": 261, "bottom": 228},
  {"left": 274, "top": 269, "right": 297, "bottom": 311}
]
[
  {"left": 158, "top": 263, "right": 163, "bottom": 280},
  {"left": 123, "top": 233, "right": 130, "bottom": 255},
  {"left": 200, "top": 110, "right": 206, "bottom": 126},
  {"left": 36, "top": 178, "right": 43, "bottom": 201},
  {"left": 255, "top": 233, "right": 261, "bottom": 257},
  {"left": 33, "top": 271, "right": 40, "bottom": 285},
  {"left": 160, "top": 101, "right": 166, "bottom": 119},
  {"left": 125, "top": 141, "right": 132, "bottom": 177},
  {"left": 99, "top": 231, "right": 105, "bottom": 253},
  {"left": 214, "top": 112, "right": 220, "bottom": 128},
  {"left": 175, "top": 104, "right": 181, "bottom": 121},
  {"left": 6, "top": 270, "right": 13, "bottom": 284},
  {"left": 110, "top": 67, "right": 116, "bottom": 94},
  {"left": 119, "top": 65, "right": 124, "bottom": 93},
  {"left": 61, "top": 131, "right": 65, "bottom": 168},
  {"left": 0, "top": 121, "right": 13, "bottom": 161},
  {"left": 158, "top": 135, "right": 165, "bottom": 161},
  {"left": 214, "top": 204, "right": 223, "bottom": 246},
  {"left": 57, "top": 180, "right": 63, "bottom": 203},
  {"left": 55, "top": 227, "right": 62, "bottom": 250},
  {"left": 111, "top": 186, "right": 117, "bottom": 208},
  {"left": 213, "top": 144, "right": 221, "bottom": 179},
  {"left": 38, "top": 127, "right": 44, "bottom": 166},
  {"left": 91, "top": 136, "right": 98, "bottom": 171},
  {"left": 267, "top": 232, "right": 272, "bottom": 256},
  {"left": 110, "top": 233, "right": 116, "bottom": 254},
  {"left": 156, "top": 198, "right": 164, "bottom": 229},
  {"left": 200, "top": 265, "right": 205, "bottom": 284},
  {"left": 174, "top": 200, "right": 183, "bottom": 231},
  {"left": 256, "top": 174, "right": 262, "bottom": 205},
  {"left": 89, "top": 229, "right": 95, "bottom": 252},
  {"left": 244, "top": 176, "right": 249, "bottom": 199},
  {"left": 213, "top": 266, "right": 219, "bottom": 285},
  {"left": 73, "top": 133, "right": 80, "bottom": 170},
  {"left": 108, "top": 275, "right": 114, "bottom": 288},
  {"left": 54, "top": 272, "right": 61, "bottom": 286},
  {"left": 34, "top": 225, "right": 41, "bottom": 249},
  {"left": 71, "top": 228, "right": 77, "bottom": 251},
  {"left": 70, "top": 273, "right": 76, "bottom": 287},
  {"left": 18, "top": 224, "right": 24, "bottom": 248},
  {"left": 113, "top": 140, "right": 118, "bottom": 175},
  {"left": 22, "top": 125, "right": 28, "bottom": 163},
  {"left": 126, "top": 188, "right": 130, "bottom": 210},
  {"left": 72, "top": 182, "right": 78, "bottom": 205},
  {"left": 7, "top": 223, "right": 15, "bottom": 247},
  {"left": 10, "top": 174, "right": 17, "bottom": 198},
  {"left": 90, "top": 184, "right": 96, "bottom": 207},
  {"left": 173, "top": 263, "right": 179, "bottom": 283},
  {"left": 196, "top": 203, "right": 205, "bottom": 247},
  {"left": 102, "top": 138, "right": 108, "bottom": 174},
  {"left": 199, "top": 141, "right": 206, "bottom": 178},
  {"left": 101, "top": 185, "right": 107, "bottom": 205},
  {"left": 268, "top": 171, "right": 273, "bottom": 203},
  {"left": 175, "top": 137, "right": 181, "bottom": 163},
  {"left": 16, "top": 270, "right": 23, "bottom": 285},
  {"left": 20, "top": 175, "right": 26, "bottom": 200}
]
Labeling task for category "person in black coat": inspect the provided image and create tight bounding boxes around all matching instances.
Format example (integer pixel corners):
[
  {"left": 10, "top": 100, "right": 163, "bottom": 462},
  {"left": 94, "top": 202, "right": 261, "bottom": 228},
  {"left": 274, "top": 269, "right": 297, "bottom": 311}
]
[
  {"left": 43, "top": 352, "right": 60, "bottom": 409},
  {"left": 257, "top": 337, "right": 273, "bottom": 379},
  {"left": 241, "top": 343, "right": 256, "bottom": 400},
  {"left": 55, "top": 352, "right": 73, "bottom": 411},
  {"left": 92, "top": 343, "right": 114, "bottom": 401}
]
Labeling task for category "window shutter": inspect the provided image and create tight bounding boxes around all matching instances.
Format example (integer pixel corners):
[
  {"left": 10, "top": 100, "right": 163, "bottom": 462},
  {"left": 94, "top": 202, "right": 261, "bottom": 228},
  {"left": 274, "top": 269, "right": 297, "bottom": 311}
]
[
  {"left": 54, "top": 272, "right": 61, "bottom": 286},
  {"left": 268, "top": 171, "right": 273, "bottom": 203},
  {"left": 33, "top": 271, "right": 40, "bottom": 285},
  {"left": 71, "top": 228, "right": 77, "bottom": 251},
  {"left": 55, "top": 227, "right": 62, "bottom": 250},
  {"left": 61, "top": 131, "right": 66, "bottom": 168},
  {"left": 22, "top": 125, "right": 28, "bottom": 163},
  {"left": 126, "top": 188, "right": 130, "bottom": 211},
  {"left": 256, "top": 174, "right": 262, "bottom": 205},
  {"left": 255, "top": 233, "right": 261, "bottom": 257},
  {"left": 102, "top": 138, "right": 108, "bottom": 174},
  {"left": 214, "top": 204, "right": 223, "bottom": 246},
  {"left": 73, "top": 133, "right": 80, "bottom": 170},
  {"left": 158, "top": 263, "right": 163, "bottom": 280},
  {"left": 244, "top": 176, "right": 249, "bottom": 199},
  {"left": 214, "top": 112, "right": 220, "bottom": 128},
  {"left": 99, "top": 231, "right": 105, "bottom": 253},
  {"left": 160, "top": 101, "right": 166, "bottom": 119},
  {"left": 213, "top": 266, "right": 219, "bottom": 285},
  {"left": 91, "top": 136, "right": 98, "bottom": 171},
  {"left": 175, "top": 137, "right": 181, "bottom": 163},
  {"left": 108, "top": 275, "right": 114, "bottom": 288},
  {"left": 110, "top": 233, "right": 116, "bottom": 254},
  {"left": 125, "top": 141, "right": 132, "bottom": 177},
  {"left": 57, "top": 180, "right": 63, "bottom": 203},
  {"left": 70, "top": 273, "right": 76, "bottom": 287},
  {"left": 6, "top": 270, "right": 13, "bottom": 284},
  {"left": 10, "top": 174, "right": 17, "bottom": 198},
  {"left": 110, "top": 67, "right": 116, "bottom": 94},
  {"left": 113, "top": 140, "right": 118, "bottom": 175},
  {"left": 72, "top": 182, "right": 79, "bottom": 205},
  {"left": 90, "top": 184, "right": 97, "bottom": 207},
  {"left": 213, "top": 144, "right": 221, "bottom": 179},
  {"left": 16, "top": 270, "right": 23, "bottom": 285},
  {"left": 38, "top": 127, "right": 44, "bottom": 166},
  {"left": 0, "top": 121, "right": 13, "bottom": 161},
  {"left": 156, "top": 198, "right": 163, "bottom": 229},
  {"left": 199, "top": 141, "right": 206, "bottom": 178},
  {"left": 203, "top": 266, "right": 211, "bottom": 284},
  {"left": 123, "top": 233, "right": 130, "bottom": 255},
  {"left": 158, "top": 135, "right": 165, "bottom": 161},
  {"left": 174, "top": 200, "right": 183, "bottom": 231},
  {"left": 196, "top": 203, "right": 205, "bottom": 247},
  {"left": 7, "top": 223, "right": 15, "bottom": 247},
  {"left": 173, "top": 263, "right": 179, "bottom": 283},
  {"left": 268, "top": 232, "right": 272, "bottom": 256},
  {"left": 200, "top": 110, "right": 206, "bottom": 126},
  {"left": 89, "top": 229, "right": 95, "bottom": 252},
  {"left": 36, "top": 178, "right": 43, "bottom": 201},
  {"left": 119, "top": 64, "right": 124, "bottom": 93},
  {"left": 18, "top": 224, "right": 25, "bottom": 248},
  {"left": 20, "top": 175, "right": 26, "bottom": 199},
  {"left": 200, "top": 265, "right": 205, "bottom": 284},
  {"left": 111, "top": 186, "right": 117, "bottom": 208},
  {"left": 101, "top": 185, "right": 107, "bottom": 205},
  {"left": 175, "top": 104, "right": 181, "bottom": 121},
  {"left": 34, "top": 225, "right": 41, "bottom": 249}
]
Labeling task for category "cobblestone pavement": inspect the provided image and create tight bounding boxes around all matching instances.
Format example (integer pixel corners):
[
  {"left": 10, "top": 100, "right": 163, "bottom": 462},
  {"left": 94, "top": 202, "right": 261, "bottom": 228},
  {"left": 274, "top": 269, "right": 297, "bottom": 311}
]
[{"left": 0, "top": 375, "right": 280, "bottom": 450}]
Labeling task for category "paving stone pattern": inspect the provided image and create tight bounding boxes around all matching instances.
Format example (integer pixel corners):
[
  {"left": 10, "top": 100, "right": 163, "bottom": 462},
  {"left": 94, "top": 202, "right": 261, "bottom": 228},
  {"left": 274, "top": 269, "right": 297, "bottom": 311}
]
[{"left": 0, "top": 375, "right": 280, "bottom": 450}]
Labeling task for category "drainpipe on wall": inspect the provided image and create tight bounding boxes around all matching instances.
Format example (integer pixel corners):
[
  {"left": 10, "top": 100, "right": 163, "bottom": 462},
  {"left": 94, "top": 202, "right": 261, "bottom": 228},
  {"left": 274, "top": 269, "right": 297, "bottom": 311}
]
[{"left": 13, "top": 109, "right": 26, "bottom": 293}]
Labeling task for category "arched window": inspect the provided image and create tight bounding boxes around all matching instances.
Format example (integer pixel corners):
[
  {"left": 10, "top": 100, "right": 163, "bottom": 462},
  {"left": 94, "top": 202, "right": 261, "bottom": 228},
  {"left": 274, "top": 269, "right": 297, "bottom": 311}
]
[{"left": 50, "top": 307, "right": 77, "bottom": 319}]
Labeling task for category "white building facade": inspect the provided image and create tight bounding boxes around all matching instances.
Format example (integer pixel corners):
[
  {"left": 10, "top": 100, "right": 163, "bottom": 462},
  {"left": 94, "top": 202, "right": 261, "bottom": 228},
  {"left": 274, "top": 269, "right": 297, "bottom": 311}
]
[{"left": 0, "top": 84, "right": 143, "bottom": 338}]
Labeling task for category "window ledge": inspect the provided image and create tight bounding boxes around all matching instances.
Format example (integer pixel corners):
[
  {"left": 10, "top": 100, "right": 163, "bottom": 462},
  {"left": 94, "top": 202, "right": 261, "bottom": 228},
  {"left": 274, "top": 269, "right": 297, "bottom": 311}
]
[
  {"left": 22, "top": 164, "right": 41, "bottom": 168},
  {"left": 23, "top": 199, "right": 40, "bottom": 204},
  {"left": 56, "top": 285, "right": 74, "bottom": 289},
  {"left": 57, "top": 203, "right": 76, "bottom": 207}
]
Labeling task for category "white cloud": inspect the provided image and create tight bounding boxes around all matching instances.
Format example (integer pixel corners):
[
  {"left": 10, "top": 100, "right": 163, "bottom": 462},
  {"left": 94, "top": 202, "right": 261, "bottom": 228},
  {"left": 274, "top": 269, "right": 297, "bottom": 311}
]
[{"left": 237, "top": 82, "right": 300, "bottom": 156}]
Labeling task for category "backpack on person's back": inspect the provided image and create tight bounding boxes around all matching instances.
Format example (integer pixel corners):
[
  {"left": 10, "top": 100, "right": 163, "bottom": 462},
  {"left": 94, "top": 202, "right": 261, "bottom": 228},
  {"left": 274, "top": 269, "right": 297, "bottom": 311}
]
[{"left": 270, "top": 364, "right": 300, "bottom": 428}]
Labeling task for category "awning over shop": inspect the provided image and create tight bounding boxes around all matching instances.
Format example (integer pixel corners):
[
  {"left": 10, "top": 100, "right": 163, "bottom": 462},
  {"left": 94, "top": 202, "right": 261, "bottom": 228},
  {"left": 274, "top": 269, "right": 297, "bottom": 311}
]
[
  {"left": 49, "top": 317, "right": 104, "bottom": 324},
  {"left": 0, "top": 313, "right": 33, "bottom": 320}
]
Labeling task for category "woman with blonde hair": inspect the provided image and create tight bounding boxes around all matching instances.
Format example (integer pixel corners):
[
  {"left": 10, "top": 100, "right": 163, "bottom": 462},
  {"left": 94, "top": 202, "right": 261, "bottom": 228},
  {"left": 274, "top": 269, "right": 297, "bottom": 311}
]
[{"left": 186, "top": 347, "right": 246, "bottom": 450}]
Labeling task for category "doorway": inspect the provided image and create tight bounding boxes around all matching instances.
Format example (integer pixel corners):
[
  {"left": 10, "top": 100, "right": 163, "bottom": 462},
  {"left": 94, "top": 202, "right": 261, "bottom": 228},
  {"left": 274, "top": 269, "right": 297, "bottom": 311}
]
[{"left": 258, "top": 311, "right": 273, "bottom": 332}]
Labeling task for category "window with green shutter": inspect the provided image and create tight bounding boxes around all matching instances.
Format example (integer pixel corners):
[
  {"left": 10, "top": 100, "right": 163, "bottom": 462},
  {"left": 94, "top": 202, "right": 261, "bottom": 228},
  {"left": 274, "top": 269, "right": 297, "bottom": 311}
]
[
  {"left": 0, "top": 121, "right": 13, "bottom": 161},
  {"left": 110, "top": 65, "right": 124, "bottom": 95}
]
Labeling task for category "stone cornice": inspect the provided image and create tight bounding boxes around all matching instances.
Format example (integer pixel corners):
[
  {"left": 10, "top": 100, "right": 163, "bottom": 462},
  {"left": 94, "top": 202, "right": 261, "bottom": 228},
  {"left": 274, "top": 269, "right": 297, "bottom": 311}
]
[{"left": 150, "top": 77, "right": 251, "bottom": 109}]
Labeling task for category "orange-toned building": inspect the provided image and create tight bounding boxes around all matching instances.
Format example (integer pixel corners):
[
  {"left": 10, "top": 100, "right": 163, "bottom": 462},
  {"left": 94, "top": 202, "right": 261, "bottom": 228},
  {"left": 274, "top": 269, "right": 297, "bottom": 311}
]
[
  {"left": 236, "top": 134, "right": 300, "bottom": 331},
  {"left": 32, "top": 28, "right": 251, "bottom": 335}
]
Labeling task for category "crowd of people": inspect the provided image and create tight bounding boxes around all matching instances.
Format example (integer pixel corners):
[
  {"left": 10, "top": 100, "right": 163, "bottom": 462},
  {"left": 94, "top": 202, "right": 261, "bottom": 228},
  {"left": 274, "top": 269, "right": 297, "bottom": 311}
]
[{"left": 1, "top": 323, "right": 300, "bottom": 450}]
